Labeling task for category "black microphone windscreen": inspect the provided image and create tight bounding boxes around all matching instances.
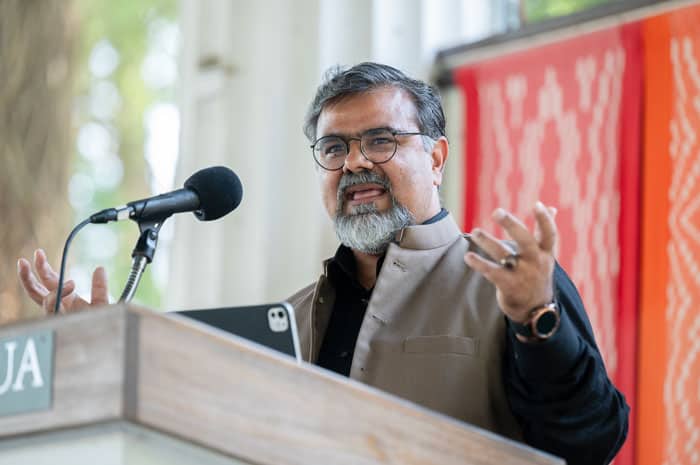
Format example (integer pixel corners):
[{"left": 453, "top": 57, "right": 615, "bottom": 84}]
[{"left": 184, "top": 166, "right": 243, "bottom": 221}]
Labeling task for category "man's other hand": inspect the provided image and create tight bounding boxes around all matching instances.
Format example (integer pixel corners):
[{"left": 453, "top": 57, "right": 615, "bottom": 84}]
[
  {"left": 464, "top": 201, "right": 558, "bottom": 324},
  {"left": 17, "top": 249, "right": 109, "bottom": 314}
]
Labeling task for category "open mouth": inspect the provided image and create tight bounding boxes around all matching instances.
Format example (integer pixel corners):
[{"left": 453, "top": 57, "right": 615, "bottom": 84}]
[{"left": 344, "top": 184, "right": 387, "bottom": 204}]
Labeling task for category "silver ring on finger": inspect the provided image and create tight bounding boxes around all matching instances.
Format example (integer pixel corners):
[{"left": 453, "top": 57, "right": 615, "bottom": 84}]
[{"left": 499, "top": 253, "right": 520, "bottom": 271}]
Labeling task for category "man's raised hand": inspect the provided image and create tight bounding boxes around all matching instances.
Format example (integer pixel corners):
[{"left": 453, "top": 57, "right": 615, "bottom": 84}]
[
  {"left": 17, "top": 249, "right": 109, "bottom": 314},
  {"left": 464, "top": 201, "right": 558, "bottom": 324}
]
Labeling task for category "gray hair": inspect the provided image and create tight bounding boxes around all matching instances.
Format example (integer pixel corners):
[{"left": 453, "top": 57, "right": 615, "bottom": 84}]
[{"left": 303, "top": 62, "right": 446, "bottom": 144}]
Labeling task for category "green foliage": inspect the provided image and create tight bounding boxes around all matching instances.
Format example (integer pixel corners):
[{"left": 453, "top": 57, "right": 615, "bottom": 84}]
[
  {"left": 72, "top": 0, "right": 178, "bottom": 308},
  {"left": 523, "top": 0, "right": 613, "bottom": 23}
]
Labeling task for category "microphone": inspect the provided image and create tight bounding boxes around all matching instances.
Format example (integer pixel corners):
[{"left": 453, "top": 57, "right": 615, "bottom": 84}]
[
  {"left": 89, "top": 166, "right": 243, "bottom": 224},
  {"left": 52, "top": 166, "right": 243, "bottom": 313}
]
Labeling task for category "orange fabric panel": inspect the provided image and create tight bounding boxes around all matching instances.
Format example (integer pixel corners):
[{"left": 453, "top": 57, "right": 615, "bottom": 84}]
[
  {"left": 639, "top": 5, "right": 700, "bottom": 465},
  {"left": 638, "top": 13, "right": 671, "bottom": 465}
]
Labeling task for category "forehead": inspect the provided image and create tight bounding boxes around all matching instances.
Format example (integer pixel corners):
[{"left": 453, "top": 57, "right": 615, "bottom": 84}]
[{"left": 316, "top": 86, "right": 418, "bottom": 138}]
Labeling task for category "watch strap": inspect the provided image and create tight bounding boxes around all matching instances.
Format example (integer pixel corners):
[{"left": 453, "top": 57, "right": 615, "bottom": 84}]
[{"left": 509, "top": 301, "right": 560, "bottom": 341}]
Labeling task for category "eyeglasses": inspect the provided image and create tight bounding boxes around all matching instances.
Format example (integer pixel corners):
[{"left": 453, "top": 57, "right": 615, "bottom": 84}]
[{"left": 310, "top": 127, "right": 426, "bottom": 171}]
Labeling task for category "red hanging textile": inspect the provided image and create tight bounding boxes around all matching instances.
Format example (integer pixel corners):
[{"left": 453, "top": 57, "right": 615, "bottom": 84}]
[{"left": 453, "top": 24, "right": 643, "bottom": 465}]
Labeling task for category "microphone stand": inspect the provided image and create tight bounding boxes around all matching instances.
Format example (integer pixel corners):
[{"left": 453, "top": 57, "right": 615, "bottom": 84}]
[{"left": 118, "top": 218, "right": 165, "bottom": 303}]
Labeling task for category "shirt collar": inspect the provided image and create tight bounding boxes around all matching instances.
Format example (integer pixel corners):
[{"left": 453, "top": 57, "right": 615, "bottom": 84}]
[{"left": 422, "top": 207, "right": 448, "bottom": 225}]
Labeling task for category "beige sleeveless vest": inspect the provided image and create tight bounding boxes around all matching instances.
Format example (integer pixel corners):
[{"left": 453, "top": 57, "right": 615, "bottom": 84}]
[{"left": 287, "top": 214, "right": 523, "bottom": 441}]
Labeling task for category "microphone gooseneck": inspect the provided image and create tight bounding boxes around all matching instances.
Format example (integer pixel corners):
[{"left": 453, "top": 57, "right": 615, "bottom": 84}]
[{"left": 119, "top": 256, "right": 148, "bottom": 303}]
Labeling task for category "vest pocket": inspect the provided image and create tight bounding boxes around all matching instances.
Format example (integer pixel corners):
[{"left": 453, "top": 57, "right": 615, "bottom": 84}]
[{"left": 403, "top": 335, "right": 479, "bottom": 356}]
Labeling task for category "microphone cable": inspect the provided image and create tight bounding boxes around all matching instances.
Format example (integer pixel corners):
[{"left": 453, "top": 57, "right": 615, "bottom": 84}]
[{"left": 53, "top": 217, "right": 91, "bottom": 314}]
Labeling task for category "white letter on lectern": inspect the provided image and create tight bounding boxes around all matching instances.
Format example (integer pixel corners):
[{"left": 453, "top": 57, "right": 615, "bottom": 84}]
[
  {"left": 0, "top": 342, "right": 17, "bottom": 395},
  {"left": 12, "top": 339, "right": 44, "bottom": 391}
]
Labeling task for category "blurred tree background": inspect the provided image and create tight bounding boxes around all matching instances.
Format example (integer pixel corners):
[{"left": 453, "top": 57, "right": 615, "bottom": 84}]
[
  {"left": 0, "top": 0, "right": 178, "bottom": 323},
  {"left": 0, "top": 1, "right": 77, "bottom": 322}
]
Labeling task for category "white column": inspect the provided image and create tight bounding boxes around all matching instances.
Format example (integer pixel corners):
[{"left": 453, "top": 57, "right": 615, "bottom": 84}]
[
  {"left": 422, "top": 0, "right": 464, "bottom": 58},
  {"left": 169, "top": 0, "right": 323, "bottom": 310},
  {"left": 461, "top": 0, "right": 496, "bottom": 43},
  {"left": 169, "top": 0, "right": 236, "bottom": 310},
  {"left": 371, "top": 0, "right": 424, "bottom": 78},
  {"left": 319, "top": 0, "right": 373, "bottom": 71}
]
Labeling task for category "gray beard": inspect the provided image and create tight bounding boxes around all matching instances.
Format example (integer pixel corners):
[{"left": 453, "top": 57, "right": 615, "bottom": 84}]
[{"left": 333, "top": 172, "right": 415, "bottom": 255}]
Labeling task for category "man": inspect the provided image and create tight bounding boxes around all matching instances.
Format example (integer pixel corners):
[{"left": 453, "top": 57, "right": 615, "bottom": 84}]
[{"left": 18, "top": 62, "right": 628, "bottom": 464}]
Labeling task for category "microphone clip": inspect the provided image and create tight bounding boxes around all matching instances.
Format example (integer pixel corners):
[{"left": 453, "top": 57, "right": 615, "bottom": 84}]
[
  {"left": 132, "top": 218, "right": 166, "bottom": 263},
  {"left": 118, "top": 217, "right": 167, "bottom": 303}
]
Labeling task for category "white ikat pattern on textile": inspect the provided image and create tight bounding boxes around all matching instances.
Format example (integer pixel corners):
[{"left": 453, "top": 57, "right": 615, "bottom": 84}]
[
  {"left": 664, "top": 34, "right": 700, "bottom": 465},
  {"left": 474, "top": 47, "right": 626, "bottom": 375}
]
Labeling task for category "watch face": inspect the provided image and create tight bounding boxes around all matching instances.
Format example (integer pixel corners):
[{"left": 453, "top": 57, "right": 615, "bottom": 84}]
[{"left": 534, "top": 310, "right": 558, "bottom": 336}]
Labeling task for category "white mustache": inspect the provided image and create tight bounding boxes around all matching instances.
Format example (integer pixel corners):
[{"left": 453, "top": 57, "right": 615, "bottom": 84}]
[{"left": 337, "top": 172, "right": 391, "bottom": 206}]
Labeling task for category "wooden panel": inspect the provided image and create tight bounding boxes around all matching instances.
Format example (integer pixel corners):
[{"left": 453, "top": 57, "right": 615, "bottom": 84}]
[
  {"left": 132, "top": 308, "right": 563, "bottom": 465},
  {"left": 0, "top": 307, "right": 125, "bottom": 436}
]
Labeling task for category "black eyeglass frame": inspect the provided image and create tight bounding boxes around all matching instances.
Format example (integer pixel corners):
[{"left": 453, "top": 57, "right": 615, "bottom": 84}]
[{"left": 310, "top": 127, "right": 427, "bottom": 171}]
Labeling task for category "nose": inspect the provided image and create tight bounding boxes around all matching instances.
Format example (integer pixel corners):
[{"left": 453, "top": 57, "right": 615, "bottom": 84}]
[{"left": 343, "top": 139, "right": 374, "bottom": 173}]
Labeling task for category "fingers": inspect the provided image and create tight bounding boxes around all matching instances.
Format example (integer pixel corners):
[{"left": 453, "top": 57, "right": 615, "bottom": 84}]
[
  {"left": 41, "top": 280, "right": 76, "bottom": 314},
  {"left": 466, "top": 227, "right": 523, "bottom": 286},
  {"left": 17, "top": 258, "right": 49, "bottom": 305},
  {"left": 484, "top": 203, "right": 559, "bottom": 257},
  {"left": 48, "top": 269, "right": 105, "bottom": 313},
  {"left": 467, "top": 202, "right": 559, "bottom": 319},
  {"left": 45, "top": 281, "right": 99, "bottom": 315},
  {"left": 464, "top": 251, "right": 503, "bottom": 281},
  {"left": 491, "top": 208, "right": 538, "bottom": 257},
  {"left": 20, "top": 248, "right": 107, "bottom": 314},
  {"left": 470, "top": 228, "right": 517, "bottom": 262},
  {"left": 533, "top": 201, "right": 557, "bottom": 254},
  {"left": 91, "top": 267, "right": 109, "bottom": 306},
  {"left": 18, "top": 251, "right": 77, "bottom": 312},
  {"left": 34, "top": 249, "right": 60, "bottom": 290}
]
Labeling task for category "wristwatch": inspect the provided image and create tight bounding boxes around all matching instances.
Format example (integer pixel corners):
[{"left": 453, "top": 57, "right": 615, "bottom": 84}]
[{"left": 509, "top": 301, "right": 560, "bottom": 342}]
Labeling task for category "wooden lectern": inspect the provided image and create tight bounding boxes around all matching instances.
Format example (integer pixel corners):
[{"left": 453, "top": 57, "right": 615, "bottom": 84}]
[{"left": 0, "top": 305, "right": 564, "bottom": 465}]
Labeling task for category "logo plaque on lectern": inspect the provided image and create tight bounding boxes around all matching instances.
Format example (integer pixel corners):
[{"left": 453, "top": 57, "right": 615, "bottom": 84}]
[{"left": 0, "top": 330, "right": 53, "bottom": 416}]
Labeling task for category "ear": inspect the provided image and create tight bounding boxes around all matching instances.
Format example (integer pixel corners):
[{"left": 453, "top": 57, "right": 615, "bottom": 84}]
[{"left": 430, "top": 136, "right": 449, "bottom": 187}]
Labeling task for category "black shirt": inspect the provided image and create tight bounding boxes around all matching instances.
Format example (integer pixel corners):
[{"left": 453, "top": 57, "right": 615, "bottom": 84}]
[
  {"left": 316, "top": 244, "right": 373, "bottom": 375},
  {"left": 316, "top": 208, "right": 448, "bottom": 375}
]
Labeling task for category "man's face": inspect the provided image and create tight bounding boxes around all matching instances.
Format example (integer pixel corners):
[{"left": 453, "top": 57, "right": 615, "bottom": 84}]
[{"left": 314, "top": 86, "right": 446, "bottom": 241}]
